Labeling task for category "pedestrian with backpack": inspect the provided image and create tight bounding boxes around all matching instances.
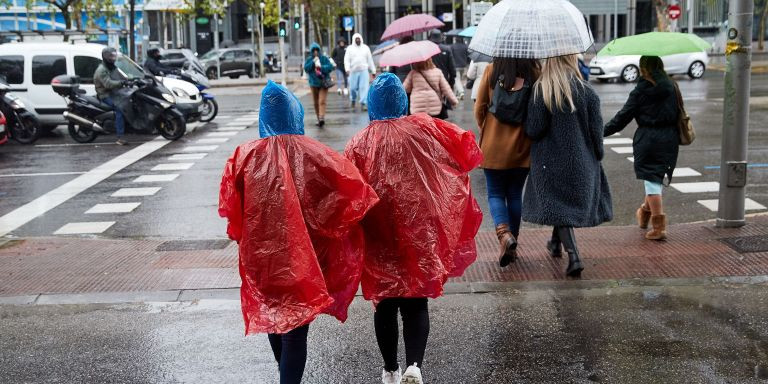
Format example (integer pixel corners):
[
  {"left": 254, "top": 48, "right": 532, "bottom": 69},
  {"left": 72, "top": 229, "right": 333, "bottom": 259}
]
[{"left": 474, "top": 57, "right": 540, "bottom": 267}]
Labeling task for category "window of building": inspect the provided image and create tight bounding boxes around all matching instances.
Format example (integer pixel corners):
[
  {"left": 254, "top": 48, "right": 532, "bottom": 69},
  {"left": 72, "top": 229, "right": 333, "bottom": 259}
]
[
  {"left": 74, "top": 56, "right": 102, "bottom": 84},
  {"left": 32, "top": 55, "right": 67, "bottom": 85},
  {"left": 0, "top": 55, "right": 24, "bottom": 84}
]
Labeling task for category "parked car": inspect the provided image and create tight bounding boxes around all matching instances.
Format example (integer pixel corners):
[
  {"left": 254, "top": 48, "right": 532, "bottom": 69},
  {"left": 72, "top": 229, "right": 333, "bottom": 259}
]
[
  {"left": 161, "top": 48, "right": 205, "bottom": 74},
  {"left": 198, "top": 48, "right": 258, "bottom": 80},
  {"left": 589, "top": 51, "right": 708, "bottom": 82},
  {"left": 0, "top": 42, "right": 202, "bottom": 128}
]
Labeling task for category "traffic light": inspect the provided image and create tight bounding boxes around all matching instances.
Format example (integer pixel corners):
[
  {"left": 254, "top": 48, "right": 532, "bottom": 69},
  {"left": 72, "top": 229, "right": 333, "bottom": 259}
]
[
  {"left": 278, "top": 20, "right": 287, "bottom": 37},
  {"left": 293, "top": 16, "right": 301, "bottom": 30}
]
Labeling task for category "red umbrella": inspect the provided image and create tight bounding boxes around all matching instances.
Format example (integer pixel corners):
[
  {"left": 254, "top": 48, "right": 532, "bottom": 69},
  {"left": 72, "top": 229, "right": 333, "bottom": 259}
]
[
  {"left": 380, "top": 14, "right": 445, "bottom": 41},
  {"left": 379, "top": 40, "right": 441, "bottom": 67}
]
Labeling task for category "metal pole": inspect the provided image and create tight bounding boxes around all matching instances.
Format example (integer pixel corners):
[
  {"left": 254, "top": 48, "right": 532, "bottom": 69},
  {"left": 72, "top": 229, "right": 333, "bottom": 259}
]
[
  {"left": 716, "top": 0, "right": 753, "bottom": 228},
  {"left": 301, "top": 4, "right": 306, "bottom": 61},
  {"left": 214, "top": 13, "right": 221, "bottom": 78},
  {"left": 251, "top": 12, "right": 256, "bottom": 78},
  {"left": 687, "top": 0, "right": 694, "bottom": 34},
  {"left": 613, "top": 0, "right": 618, "bottom": 40},
  {"left": 278, "top": 0, "right": 287, "bottom": 86},
  {"left": 259, "top": 7, "right": 265, "bottom": 78},
  {"left": 452, "top": 0, "right": 456, "bottom": 30}
]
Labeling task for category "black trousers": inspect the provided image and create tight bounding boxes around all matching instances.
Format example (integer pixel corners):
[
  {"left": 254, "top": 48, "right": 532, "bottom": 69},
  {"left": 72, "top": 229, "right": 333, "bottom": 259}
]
[
  {"left": 267, "top": 324, "right": 310, "bottom": 384},
  {"left": 374, "top": 298, "right": 430, "bottom": 372}
]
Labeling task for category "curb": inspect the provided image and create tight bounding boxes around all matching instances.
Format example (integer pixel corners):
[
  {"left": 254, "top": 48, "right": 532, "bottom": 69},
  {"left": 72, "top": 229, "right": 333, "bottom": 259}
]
[
  {"left": 707, "top": 64, "right": 768, "bottom": 74},
  {"left": 209, "top": 79, "right": 299, "bottom": 89},
  {"left": 3, "top": 275, "right": 768, "bottom": 306}
]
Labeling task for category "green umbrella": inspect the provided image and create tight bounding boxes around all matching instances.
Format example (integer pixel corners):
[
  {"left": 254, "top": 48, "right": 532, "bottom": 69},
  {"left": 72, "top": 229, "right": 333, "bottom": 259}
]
[{"left": 597, "top": 32, "right": 711, "bottom": 57}]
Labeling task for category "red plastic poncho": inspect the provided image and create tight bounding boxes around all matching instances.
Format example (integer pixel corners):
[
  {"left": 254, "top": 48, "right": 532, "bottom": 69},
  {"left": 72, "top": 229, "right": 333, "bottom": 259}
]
[
  {"left": 344, "top": 113, "right": 483, "bottom": 305},
  {"left": 219, "top": 135, "right": 379, "bottom": 335}
]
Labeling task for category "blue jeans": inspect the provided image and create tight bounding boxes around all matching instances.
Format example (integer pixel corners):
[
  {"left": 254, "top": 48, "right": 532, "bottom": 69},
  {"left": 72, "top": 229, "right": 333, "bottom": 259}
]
[
  {"left": 349, "top": 70, "right": 370, "bottom": 104},
  {"left": 102, "top": 97, "right": 125, "bottom": 137},
  {"left": 267, "top": 323, "right": 309, "bottom": 384},
  {"left": 335, "top": 68, "right": 348, "bottom": 89},
  {"left": 484, "top": 168, "right": 529, "bottom": 237}
]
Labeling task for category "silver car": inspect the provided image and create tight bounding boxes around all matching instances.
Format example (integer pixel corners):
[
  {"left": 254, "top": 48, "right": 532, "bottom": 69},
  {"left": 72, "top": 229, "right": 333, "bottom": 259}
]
[{"left": 589, "top": 51, "right": 708, "bottom": 83}]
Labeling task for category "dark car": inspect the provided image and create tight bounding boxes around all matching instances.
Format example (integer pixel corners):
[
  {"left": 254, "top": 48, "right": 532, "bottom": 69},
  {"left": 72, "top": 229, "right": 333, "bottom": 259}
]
[
  {"left": 160, "top": 48, "right": 205, "bottom": 73},
  {"left": 198, "top": 48, "right": 258, "bottom": 80}
]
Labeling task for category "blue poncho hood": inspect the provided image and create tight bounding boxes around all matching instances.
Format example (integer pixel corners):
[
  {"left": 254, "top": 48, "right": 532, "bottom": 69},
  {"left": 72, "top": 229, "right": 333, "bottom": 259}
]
[
  {"left": 367, "top": 73, "right": 408, "bottom": 121},
  {"left": 259, "top": 80, "right": 305, "bottom": 138}
]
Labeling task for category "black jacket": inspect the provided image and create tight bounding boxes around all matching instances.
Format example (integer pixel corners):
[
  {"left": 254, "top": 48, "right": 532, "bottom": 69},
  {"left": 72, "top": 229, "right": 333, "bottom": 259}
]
[
  {"left": 143, "top": 57, "right": 176, "bottom": 76},
  {"left": 604, "top": 76, "right": 680, "bottom": 184},
  {"left": 331, "top": 45, "right": 347, "bottom": 72},
  {"left": 431, "top": 44, "right": 456, "bottom": 86},
  {"left": 451, "top": 42, "right": 469, "bottom": 68}
]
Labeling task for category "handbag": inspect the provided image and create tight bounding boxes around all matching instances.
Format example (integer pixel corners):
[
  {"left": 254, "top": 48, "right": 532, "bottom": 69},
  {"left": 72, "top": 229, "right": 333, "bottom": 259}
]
[
  {"left": 465, "top": 78, "right": 475, "bottom": 90},
  {"left": 418, "top": 71, "right": 450, "bottom": 119},
  {"left": 321, "top": 74, "right": 335, "bottom": 89},
  {"left": 488, "top": 75, "right": 530, "bottom": 125},
  {"left": 673, "top": 82, "right": 695, "bottom": 145}
]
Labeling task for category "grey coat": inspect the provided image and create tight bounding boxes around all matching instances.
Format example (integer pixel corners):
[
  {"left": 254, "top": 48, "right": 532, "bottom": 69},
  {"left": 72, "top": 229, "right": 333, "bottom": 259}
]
[{"left": 522, "top": 79, "right": 613, "bottom": 228}]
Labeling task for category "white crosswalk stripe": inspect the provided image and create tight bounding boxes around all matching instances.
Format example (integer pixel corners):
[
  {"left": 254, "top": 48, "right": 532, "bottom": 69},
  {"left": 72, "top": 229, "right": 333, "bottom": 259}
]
[
  {"left": 85, "top": 202, "right": 142, "bottom": 214},
  {"left": 697, "top": 199, "right": 767, "bottom": 212},
  {"left": 670, "top": 182, "right": 720, "bottom": 193},
  {"left": 152, "top": 163, "right": 194, "bottom": 171},
  {"left": 112, "top": 187, "right": 162, "bottom": 197},
  {"left": 168, "top": 153, "right": 207, "bottom": 161},
  {"left": 133, "top": 174, "right": 179, "bottom": 183},
  {"left": 54, "top": 221, "right": 115, "bottom": 235}
]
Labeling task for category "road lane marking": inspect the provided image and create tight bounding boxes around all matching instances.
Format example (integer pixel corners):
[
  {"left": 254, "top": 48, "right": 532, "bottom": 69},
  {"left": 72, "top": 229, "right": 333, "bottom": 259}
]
[
  {"left": 603, "top": 138, "right": 633, "bottom": 145},
  {"left": 196, "top": 138, "right": 229, "bottom": 144},
  {"left": 168, "top": 153, "right": 207, "bottom": 161},
  {"left": 34, "top": 141, "right": 154, "bottom": 148},
  {"left": 85, "top": 202, "right": 142, "bottom": 214},
  {"left": 182, "top": 145, "right": 219, "bottom": 152},
  {"left": 670, "top": 182, "right": 720, "bottom": 193},
  {"left": 704, "top": 164, "right": 768, "bottom": 170},
  {"left": 215, "top": 115, "right": 231, "bottom": 119},
  {"left": 697, "top": 199, "right": 767, "bottom": 212},
  {"left": 673, "top": 167, "right": 702, "bottom": 177},
  {"left": 133, "top": 174, "right": 179, "bottom": 183},
  {"left": 0, "top": 138, "right": 170, "bottom": 237},
  {"left": 152, "top": 163, "right": 194, "bottom": 171},
  {"left": 609, "top": 133, "right": 621, "bottom": 137},
  {"left": 217, "top": 127, "right": 247, "bottom": 131},
  {"left": 0, "top": 171, "right": 86, "bottom": 178},
  {"left": 54, "top": 221, "right": 115, "bottom": 235},
  {"left": 611, "top": 147, "right": 633, "bottom": 154},
  {"left": 206, "top": 132, "right": 238, "bottom": 137},
  {"left": 112, "top": 187, "right": 161, "bottom": 197},
  {"left": 627, "top": 157, "right": 634, "bottom": 162}
]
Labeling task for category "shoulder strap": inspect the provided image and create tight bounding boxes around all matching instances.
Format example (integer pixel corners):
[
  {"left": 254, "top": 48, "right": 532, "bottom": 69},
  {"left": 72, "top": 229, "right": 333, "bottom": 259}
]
[
  {"left": 418, "top": 71, "right": 442, "bottom": 99},
  {"left": 673, "top": 81, "right": 686, "bottom": 112}
]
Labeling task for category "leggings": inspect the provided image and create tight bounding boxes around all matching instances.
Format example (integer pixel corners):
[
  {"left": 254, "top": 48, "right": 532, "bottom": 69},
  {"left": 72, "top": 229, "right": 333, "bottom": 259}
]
[
  {"left": 374, "top": 298, "right": 430, "bottom": 372},
  {"left": 310, "top": 86, "right": 328, "bottom": 119},
  {"left": 267, "top": 324, "right": 310, "bottom": 384}
]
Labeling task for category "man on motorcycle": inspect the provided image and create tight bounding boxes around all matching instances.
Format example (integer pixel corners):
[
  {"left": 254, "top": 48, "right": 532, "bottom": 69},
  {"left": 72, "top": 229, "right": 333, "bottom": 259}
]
[
  {"left": 94, "top": 47, "right": 128, "bottom": 145},
  {"left": 144, "top": 47, "right": 177, "bottom": 77}
]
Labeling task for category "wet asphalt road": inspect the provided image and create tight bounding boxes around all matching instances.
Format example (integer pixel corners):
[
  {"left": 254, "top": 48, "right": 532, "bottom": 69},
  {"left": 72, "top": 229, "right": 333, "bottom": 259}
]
[
  {"left": 0, "top": 72, "right": 767, "bottom": 239},
  {"left": 2, "top": 282, "right": 768, "bottom": 383}
]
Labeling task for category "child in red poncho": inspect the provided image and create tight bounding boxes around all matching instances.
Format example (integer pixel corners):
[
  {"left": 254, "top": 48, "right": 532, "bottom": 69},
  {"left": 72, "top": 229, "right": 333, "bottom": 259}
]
[
  {"left": 219, "top": 81, "right": 378, "bottom": 384},
  {"left": 344, "top": 73, "right": 483, "bottom": 384}
]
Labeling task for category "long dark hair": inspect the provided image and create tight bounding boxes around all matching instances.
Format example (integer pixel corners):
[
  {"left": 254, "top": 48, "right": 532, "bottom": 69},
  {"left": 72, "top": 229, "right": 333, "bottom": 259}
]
[
  {"left": 639, "top": 56, "right": 667, "bottom": 78},
  {"left": 490, "top": 57, "right": 540, "bottom": 89}
]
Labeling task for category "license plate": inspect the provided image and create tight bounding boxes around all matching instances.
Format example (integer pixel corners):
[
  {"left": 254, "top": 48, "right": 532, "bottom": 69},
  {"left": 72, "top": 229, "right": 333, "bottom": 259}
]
[{"left": 590, "top": 68, "right": 602, "bottom": 75}]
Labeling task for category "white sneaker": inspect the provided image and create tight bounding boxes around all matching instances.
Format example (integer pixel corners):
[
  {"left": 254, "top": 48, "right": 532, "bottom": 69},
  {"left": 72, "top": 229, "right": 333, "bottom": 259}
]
[
  {"left": 381, "top": 367, "right": 402, "bottom": 384},
  {"left": 337, "top": 88, "right": 342, "bottom": 95},
  {"left": 343, "top": 88, "right": 349, "bottom": 96},
  {"left": 401, "top": 364, "right": 422, "bottom": 384}
]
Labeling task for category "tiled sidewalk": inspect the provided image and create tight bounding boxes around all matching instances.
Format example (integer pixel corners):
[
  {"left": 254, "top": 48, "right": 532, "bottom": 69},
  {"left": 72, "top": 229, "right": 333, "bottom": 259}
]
[{"left": 1, "top": 215, "right": 767, "bottom": 297}]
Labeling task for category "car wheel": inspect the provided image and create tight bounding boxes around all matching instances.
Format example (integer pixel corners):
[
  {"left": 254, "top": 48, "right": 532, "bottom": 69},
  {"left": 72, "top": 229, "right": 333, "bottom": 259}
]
[
  {"left": 621, "top": 65, "right": 639, "bottom": 83},
  {"left": 688, "top": 61, "right": 705, "bottom": 79},
  {"left": 206, "top": 68, "right": 218, "bottom": 80}
]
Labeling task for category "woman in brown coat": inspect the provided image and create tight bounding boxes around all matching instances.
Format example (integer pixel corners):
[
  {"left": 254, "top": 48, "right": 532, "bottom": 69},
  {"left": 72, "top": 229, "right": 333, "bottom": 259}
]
[
  {"left": 474, "top": 57, "right": 540, "bottom": 267},
  {"left": 404, "top": 58, "right": 458, "bottom": 118}
]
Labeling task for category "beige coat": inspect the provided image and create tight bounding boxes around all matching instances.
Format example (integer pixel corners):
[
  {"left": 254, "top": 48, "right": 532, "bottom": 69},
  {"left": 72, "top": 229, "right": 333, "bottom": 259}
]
[
  {"left": 403, "top": 68, "right": 458, "bottom": 116},
  {"left": 473, "top": 63, "right": 531, "bottom": 170}
]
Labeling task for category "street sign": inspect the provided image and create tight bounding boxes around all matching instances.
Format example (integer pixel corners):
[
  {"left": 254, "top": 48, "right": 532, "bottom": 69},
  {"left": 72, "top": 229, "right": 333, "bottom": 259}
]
[
  {"left": 343, "top": 16, "right": 354, "bottom": 32},
  {"left": 471, "top": 2, "right": 492, "bottom": 26},
  {"left": 668, "top": 4, "right": 682, "bottom": 20},
  {"left": 195, "top": 17, "right": 209, "bottom": 25},
  {"left": 441, "top": 12, "right": 454, "bottom": 23}
]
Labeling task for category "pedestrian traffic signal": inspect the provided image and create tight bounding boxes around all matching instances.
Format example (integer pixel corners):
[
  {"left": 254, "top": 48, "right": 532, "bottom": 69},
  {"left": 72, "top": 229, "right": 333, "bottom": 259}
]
[
  {"left": 293, "top": 17, "right": 300, "bottom": 30},
  {"left": 278, "top": 20, "right": 287, "bottom": 37}
]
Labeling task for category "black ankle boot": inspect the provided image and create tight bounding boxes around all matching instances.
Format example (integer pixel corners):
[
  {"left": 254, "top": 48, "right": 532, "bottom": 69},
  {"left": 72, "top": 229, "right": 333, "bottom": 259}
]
[
  {"left": 566, "top": 251, "right": 584, "bottom": 277},
  {"left": 556, "top": 227, "right": 584, "bottom": 278},
  {"left": 546, "top": 240, "right": 562, "bottom": 258}
]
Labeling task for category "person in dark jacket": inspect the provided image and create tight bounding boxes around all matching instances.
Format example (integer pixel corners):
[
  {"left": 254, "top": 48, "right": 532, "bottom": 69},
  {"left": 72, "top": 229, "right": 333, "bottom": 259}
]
[
  {"left": 427, "top": 30, "right": 456, "bottom": 87},
  {"left": 303, "top": 43, "right": 335, "bottom": 127},
  {"left": 524, "top": 54, "right": 613, "bottom": 278},
  {"left": 143, "top": 47, "right": 177, "bottom": 76},
  {"left": 451, "top": 38, "right": 469, "bottom": 98},
  {"left": 94, "top": 47, "right": 128, "bottom": 145},
  {"left": 604, "top": 56, "right": 679, "bottom": 241},
  {"left": 331, "top": 38, "right": 348, "bottom": 95}
]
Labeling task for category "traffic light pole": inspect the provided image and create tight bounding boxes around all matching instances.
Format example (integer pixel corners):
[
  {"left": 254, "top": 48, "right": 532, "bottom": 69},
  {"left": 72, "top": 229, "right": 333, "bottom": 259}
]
[
  {"left": 278, "top": 0, "right": 287, "bottom": 86},
  {"left": 716, "top": 0, "right": 753, "bottom": 227}
]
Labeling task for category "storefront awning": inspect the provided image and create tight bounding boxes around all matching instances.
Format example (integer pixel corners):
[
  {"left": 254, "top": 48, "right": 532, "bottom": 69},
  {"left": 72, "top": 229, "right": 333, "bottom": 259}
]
[{"left": 143, "top": 0, "right": 190, "bottom": 11}]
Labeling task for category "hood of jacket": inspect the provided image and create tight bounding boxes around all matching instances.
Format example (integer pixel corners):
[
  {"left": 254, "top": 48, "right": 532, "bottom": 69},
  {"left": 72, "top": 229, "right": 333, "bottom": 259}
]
[
  {"left": 351, "top": 33, "right": 364, "bottom": 46},
  {"left": 368, "top": 73, "right": 408, "bottom": 121},
  {"left": 309, "top": 42, "right": 322, "bottom": 55},
  {"left": 259, "top": 80, "right": 305, "bottom": 138}
]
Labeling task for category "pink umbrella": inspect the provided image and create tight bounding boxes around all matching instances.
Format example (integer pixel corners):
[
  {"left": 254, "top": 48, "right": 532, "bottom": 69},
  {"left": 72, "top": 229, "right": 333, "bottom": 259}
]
[
  {"left": 379, "top": 40, "right": 441, "bottom": 67},
  {"left": 380, "top": 14, "right": 445, "bottom": 41}
]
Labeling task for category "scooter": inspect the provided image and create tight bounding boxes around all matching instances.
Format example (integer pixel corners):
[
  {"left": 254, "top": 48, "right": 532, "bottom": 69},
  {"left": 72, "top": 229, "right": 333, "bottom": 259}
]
[
  {"left": 167, "top": 64, "right": 217, "bottom": 122},
  {"left": 0, "top": 79, "right": 41, "bottom": 144},
  {"left": 52, "top": 75, "right": 187, "bottom": 143},
  {"left": 0, "top": 111, "right": 8, "bottom": 146}
]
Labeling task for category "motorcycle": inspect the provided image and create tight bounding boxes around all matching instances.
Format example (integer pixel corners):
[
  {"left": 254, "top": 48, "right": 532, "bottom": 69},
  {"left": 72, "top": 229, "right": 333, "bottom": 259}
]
[
  {"left": 0, "top": 80, "right": 41, "bottom": 144},
  {"left": 167, "top": 64, "right": 217, "bottom": 122},
  {"left": 51, "top": 74, "right": 186, "bottom": 143},
  {"left": 0, "top": 111, "right": 7, "bottom": 146}
]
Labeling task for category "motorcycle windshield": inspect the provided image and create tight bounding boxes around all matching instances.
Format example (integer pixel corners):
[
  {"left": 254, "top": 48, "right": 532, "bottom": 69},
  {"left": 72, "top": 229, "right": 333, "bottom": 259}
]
[{"left": 116, "top": 56, "right": 146, "bottom": 80}]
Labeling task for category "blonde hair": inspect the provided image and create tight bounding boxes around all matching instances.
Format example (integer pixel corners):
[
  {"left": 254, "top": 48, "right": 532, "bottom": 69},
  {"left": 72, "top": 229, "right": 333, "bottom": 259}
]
[
  {"left": 533, "top": 54, "right": 583, "bottom": 113},
  {"left": 411, "top": 59, "right": 436, "bottom": 71}
]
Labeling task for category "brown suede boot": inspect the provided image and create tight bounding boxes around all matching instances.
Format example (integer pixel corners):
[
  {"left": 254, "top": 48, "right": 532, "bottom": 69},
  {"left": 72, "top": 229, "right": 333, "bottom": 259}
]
[
  {"left": 646, "top": 214, "right": 667, "bottom": 240},
  {"left": 495, "top": 224, "right": 518, "bottom": 267},
  {"left": 636, "top": 204, "right": 651, "bottom": 229}
]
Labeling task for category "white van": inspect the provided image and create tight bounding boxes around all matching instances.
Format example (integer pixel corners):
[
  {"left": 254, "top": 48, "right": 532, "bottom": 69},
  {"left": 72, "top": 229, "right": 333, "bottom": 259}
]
[{"left": 0, "top": 42, "right": 202, "bottom": 127}]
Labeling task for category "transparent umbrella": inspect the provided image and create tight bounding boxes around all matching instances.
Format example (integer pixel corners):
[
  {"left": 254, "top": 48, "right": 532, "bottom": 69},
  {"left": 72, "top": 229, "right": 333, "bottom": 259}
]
[{"left": 468, "top": 0, "right": 593, "bottom": 59}]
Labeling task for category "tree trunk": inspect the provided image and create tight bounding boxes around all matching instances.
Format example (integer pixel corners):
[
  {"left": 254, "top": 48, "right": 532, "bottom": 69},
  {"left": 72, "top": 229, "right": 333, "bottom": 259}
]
[
  {"left": 654, "top": 0, "right": 668, "bottom": 31},
  {"left": 129, "top": 0, "right": 136, "bottom": 60},
  {"left": 759, "top": 0, "right": 768, "bottom": 51},
  {"left": 62, "top": 9, "right": 71, "bottom": 41}
]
